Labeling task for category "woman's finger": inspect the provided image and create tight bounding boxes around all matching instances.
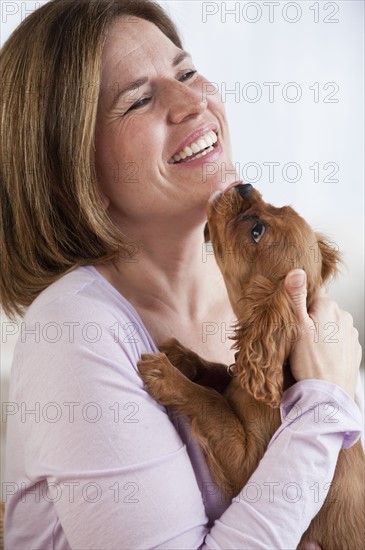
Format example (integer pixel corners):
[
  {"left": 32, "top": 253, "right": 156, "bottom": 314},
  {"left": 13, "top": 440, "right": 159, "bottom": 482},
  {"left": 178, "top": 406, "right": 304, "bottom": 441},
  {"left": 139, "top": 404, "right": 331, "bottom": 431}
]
[{"left": 284, "top": 269, "right": 309, "bottom": 326}]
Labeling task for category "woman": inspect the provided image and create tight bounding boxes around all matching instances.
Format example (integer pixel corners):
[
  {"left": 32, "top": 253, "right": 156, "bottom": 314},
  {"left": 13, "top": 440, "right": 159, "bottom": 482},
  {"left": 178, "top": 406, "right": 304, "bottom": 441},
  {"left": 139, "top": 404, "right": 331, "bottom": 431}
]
[{"left": 1, "top": 1, "right": 362, "bottom": 548}]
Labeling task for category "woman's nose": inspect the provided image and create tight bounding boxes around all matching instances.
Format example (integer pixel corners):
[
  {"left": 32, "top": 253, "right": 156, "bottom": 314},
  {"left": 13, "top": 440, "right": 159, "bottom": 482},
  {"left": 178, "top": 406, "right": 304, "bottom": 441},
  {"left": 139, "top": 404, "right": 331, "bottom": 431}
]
[{"left": 166, "top": 81, "right": 207, "bottom": 124}]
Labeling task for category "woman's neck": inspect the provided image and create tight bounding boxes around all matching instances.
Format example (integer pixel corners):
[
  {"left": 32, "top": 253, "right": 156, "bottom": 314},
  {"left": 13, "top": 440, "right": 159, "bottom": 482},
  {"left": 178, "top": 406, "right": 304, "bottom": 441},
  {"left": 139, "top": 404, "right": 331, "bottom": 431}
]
[{"left": 95, "top": 219, "right": 225, "bottom": 322}]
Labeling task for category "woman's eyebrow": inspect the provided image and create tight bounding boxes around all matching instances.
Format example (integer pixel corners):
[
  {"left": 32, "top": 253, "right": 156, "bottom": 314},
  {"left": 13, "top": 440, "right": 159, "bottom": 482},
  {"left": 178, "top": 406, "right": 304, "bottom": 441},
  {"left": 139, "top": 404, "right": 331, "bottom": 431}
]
[
  {"left": 108, "top": 50, "right": 192, "bottom": 110},
  {"left": 172, "top": 50, "right": 191, "bottom": 67},
  {"left": 109, "top": 77, "right": 148, "bottom": 111}
]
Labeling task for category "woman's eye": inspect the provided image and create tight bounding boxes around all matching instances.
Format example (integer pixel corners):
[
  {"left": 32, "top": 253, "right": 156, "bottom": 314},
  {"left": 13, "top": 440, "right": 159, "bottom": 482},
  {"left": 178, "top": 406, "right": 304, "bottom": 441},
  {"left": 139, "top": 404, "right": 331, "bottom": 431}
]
[
  {"left": 126, "top": 97, "right": 151, "bottom": 113},
  {"left": 179, "top": 70, "right": 197, "bottom": 82},
  {"left": 125, "top": 70, "right": 197, "bottom": 114},
  {"left": 251, "top": 222, "right": 266, "bottom": 243},
  {"left": 124, "top": 71, "right": 197, "bottom": 114}
]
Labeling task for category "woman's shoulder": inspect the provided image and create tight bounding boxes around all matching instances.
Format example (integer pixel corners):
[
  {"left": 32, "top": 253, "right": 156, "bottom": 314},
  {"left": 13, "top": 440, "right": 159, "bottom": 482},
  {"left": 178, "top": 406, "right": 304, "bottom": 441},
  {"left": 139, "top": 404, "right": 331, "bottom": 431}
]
[
  {"left": 8, "top": 266, "right": 158, "bottom": 407},
  {"left": 23, "top": 265, "right": 143, "bottom": 324},
  {"left": 24, "top": 265, "right": 129, "bottom": 317},
  {"left": 16, "top": 265, "right": 157, "bottom": 358}
]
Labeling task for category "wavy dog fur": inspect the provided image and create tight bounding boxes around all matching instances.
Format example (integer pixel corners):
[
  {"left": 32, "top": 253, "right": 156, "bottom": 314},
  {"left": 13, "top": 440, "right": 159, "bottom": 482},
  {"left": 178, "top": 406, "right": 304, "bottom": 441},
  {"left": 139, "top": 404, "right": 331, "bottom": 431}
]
[{"left": 138, "top": 185, "right": 364, "bottom": 550}]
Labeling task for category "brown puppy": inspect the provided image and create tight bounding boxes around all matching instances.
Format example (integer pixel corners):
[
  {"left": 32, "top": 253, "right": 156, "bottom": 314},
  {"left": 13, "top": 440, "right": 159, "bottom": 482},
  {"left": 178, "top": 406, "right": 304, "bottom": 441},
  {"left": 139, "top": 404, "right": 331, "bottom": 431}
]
[{"left": 138, "top": 184, "right": 364, "bottom": 549}]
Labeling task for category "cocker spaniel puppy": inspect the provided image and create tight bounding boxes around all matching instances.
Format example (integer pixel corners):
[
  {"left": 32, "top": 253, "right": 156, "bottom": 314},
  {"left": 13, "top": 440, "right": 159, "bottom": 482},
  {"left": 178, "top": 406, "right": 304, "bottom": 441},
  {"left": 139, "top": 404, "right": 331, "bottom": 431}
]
[{"left": 138, "top": 183, "right": 364, "bottom": 550}]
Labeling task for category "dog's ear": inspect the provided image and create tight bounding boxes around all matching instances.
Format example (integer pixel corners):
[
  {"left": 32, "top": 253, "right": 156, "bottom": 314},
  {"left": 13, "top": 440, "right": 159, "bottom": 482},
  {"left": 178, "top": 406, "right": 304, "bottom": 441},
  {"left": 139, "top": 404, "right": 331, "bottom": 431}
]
[
  {"left": 234, "top": 276, "right": 298, "bottom": 408},
  {"left": 315, "top": 233, "right": 341, "bottom": 283}
]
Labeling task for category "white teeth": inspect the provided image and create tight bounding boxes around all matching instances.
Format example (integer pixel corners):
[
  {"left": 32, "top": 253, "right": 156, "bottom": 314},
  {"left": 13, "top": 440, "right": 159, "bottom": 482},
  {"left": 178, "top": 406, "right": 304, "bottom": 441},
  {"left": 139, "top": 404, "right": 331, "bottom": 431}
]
[
  {"left": 204, "top": 134, "right": 214, "bottom": 147},
  {"left": 192, "top": 145, "right": 214, "bottom": 160},
  {"left": 170, "top": 130, "right": 218, "bottom": 164},
  {"left": 183, "top": 145, "right": 193, "bottom": 156},
  {"left": 196, "top": 138, "right": 207, "bottom": 149}
]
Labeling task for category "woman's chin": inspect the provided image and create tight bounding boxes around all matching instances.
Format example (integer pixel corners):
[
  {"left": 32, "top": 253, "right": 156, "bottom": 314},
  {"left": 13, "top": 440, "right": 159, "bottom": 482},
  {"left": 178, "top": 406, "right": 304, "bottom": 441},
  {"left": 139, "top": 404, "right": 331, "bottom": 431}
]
[{"left": 208, "top": 173, "right": 241, "bottom": 194}]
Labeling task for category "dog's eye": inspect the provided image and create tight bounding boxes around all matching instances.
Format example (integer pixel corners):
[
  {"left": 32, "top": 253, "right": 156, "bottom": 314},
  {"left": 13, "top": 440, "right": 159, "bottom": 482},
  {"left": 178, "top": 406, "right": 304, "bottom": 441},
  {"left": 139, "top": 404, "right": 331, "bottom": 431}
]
[{"left": 251, "top": 222, "right": 265, "bottom": 243}]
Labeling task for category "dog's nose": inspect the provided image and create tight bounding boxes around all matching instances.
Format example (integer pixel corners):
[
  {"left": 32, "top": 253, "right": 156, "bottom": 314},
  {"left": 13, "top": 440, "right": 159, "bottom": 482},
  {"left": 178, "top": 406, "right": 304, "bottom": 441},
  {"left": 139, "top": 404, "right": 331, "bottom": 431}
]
[{"left": 236, "top": 183, "right": 253, "bottom": 197}]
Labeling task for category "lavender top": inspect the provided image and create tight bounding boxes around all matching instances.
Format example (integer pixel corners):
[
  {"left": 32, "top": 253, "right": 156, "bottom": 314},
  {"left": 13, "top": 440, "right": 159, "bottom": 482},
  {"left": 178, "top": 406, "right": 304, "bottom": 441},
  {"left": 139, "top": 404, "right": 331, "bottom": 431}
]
[{"left": 4, "top": 265, "right": 363, "bottom": 549}]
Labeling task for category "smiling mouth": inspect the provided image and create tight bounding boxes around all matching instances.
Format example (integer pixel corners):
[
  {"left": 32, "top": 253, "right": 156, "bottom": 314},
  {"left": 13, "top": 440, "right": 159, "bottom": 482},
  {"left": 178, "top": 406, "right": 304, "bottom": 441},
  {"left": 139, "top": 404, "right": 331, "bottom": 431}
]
[{"left": 168, "top": 130, "right": 218, "bottom": 164}]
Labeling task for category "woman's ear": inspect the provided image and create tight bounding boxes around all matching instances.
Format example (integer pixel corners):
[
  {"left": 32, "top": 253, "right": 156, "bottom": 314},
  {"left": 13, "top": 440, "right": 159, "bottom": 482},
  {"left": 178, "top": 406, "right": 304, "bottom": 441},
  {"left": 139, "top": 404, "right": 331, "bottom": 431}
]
[
  {"left": 234, "top": 276, "right": 298, "bottom": 408},
  {"left": 315, "top": 233, "right": 341, "bottom": 283}
]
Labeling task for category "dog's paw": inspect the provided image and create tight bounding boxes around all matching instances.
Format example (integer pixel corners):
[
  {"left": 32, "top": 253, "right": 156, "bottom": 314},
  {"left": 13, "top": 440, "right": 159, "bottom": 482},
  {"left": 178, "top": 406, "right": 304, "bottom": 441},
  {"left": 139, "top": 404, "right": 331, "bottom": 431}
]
[
  {"left": 138, "top": 352, "right": 170, "bottom": 378},
  {"left": 158, "top": 338, "right": 198, "bottom": 380},
  {"left": 138, "top": 353, "right": 185, "bottom": 406}
]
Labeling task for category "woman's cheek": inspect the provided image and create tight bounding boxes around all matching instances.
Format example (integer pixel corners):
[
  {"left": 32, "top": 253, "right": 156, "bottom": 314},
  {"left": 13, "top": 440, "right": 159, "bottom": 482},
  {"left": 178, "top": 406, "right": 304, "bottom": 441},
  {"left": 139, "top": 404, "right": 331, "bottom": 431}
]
[{"left": 198, "top": 76, "right": 230, "bottom": 139}]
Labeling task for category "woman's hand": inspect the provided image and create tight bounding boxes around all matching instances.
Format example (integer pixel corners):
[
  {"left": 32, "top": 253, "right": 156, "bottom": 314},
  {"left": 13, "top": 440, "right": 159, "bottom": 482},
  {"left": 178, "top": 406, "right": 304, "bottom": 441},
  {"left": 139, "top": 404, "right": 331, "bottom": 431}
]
[{"left": 284, "top": 269, "right": 362, "bottom": 398}]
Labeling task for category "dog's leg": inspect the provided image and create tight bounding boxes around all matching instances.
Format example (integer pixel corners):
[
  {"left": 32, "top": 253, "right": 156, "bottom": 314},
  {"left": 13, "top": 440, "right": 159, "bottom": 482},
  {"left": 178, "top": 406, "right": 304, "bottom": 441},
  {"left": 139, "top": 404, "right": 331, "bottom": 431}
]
[
  {"left": 158, "top": 337, "right": 232, "bottom": 393},
  {"left": 138, "top": 352, "right": 253, "bottom": 499}
]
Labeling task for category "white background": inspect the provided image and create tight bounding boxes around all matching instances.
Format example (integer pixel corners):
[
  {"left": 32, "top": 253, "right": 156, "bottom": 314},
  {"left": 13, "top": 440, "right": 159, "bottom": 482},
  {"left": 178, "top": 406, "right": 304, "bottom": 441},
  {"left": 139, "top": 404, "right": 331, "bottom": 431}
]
[{"left": 1, "top": 1, "right": 364, "bottom": 478}]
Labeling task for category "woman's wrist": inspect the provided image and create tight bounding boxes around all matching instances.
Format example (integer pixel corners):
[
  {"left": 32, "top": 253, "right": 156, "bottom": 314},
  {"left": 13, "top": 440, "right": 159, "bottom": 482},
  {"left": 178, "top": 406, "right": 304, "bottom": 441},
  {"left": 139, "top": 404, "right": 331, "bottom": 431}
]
[{"left": 280, "top": 379, "right": 363, "bottom": 449}]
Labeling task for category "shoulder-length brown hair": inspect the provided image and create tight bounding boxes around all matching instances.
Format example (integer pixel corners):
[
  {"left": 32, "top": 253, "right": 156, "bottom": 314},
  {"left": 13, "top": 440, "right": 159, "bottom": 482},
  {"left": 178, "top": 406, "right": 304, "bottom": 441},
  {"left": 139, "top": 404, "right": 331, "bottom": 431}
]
[{"left": 0, "top": 0, "right": 182, "bottom": 320}]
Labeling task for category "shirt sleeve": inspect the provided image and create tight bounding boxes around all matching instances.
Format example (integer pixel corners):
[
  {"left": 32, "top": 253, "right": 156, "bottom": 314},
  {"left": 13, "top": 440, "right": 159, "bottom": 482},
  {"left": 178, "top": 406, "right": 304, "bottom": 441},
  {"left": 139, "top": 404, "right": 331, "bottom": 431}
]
[{"left": 8, "top": 295, "right": 363, "bottom": 550}]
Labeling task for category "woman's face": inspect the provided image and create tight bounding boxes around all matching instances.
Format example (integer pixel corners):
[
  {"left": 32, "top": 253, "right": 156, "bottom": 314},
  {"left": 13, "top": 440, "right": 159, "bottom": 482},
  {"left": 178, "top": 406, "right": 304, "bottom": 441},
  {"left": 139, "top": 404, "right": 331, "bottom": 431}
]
[{"left": 95, "top": 17, "right": 237, "bottom": 230}]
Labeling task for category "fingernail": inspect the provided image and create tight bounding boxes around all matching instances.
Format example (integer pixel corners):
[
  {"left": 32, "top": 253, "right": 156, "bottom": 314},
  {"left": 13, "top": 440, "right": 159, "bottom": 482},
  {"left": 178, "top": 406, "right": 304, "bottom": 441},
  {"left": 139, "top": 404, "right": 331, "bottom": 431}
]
[{"left": 287, "top": 270, "right": 305, "bottom": 287}]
